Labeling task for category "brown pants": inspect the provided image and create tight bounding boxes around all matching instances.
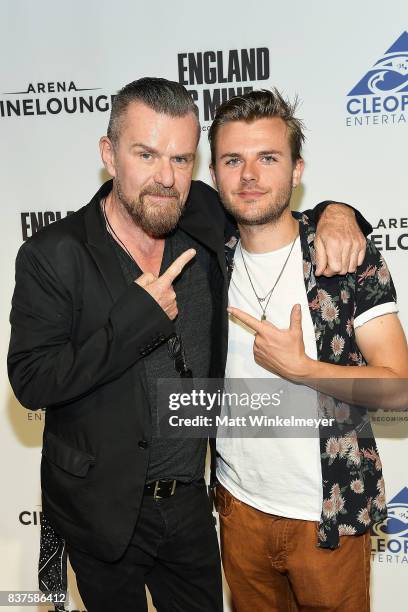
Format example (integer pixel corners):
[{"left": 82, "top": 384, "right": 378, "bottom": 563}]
[{"left": 216, "top": 484, "right": 371, "bottom": 612}]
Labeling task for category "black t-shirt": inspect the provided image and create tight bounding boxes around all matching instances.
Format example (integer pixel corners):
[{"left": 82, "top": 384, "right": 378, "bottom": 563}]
[{"left": 107, "top": 226, "right": 213, "bottom": 482}]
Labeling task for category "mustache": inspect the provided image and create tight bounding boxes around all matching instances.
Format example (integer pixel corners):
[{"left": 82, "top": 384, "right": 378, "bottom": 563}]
[
  {"left": 140, "top": 185, "right": 180, "bottom": 199},
  {"left": 235, "top": 185, "right": 267, "bottom": 193}
]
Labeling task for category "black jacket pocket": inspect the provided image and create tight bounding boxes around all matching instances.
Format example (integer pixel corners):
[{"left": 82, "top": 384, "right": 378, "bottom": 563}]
[{"left": 42, "top": 430, "right": 96, "bottom": 477}]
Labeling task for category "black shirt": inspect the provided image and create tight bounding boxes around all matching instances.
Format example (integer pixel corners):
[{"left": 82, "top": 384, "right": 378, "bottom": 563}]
[{"left": 108, "top": 226, "right": 213, "bottom": 482}]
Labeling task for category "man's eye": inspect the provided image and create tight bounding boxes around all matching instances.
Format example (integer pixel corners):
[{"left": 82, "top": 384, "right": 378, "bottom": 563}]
[
  {"left": 226, "top": 158, "right": 241, "bottom": 166},
  {"left": 140, "top": 152, "right": 153, "bottom": 160},
  {"left": 261, "top": 155, "right": 276, "bottom": 163},
  {"left": 174, "top": 157, "right": 188, "bottom": 164}
]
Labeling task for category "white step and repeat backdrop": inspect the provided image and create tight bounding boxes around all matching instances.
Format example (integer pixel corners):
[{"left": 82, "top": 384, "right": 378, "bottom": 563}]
[{"left": 1, "top": 1, "right": 407, "bottom": 610}]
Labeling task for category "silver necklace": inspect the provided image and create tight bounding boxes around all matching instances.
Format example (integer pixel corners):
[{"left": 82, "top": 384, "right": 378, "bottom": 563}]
[{"left": 239, "top": 234, "right": 298, "bottom": 321}]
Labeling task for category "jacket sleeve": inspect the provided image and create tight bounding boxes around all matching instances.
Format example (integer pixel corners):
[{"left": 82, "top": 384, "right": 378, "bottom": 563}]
[
  {"left": 7, "top": 242, "right": 174, "bottom": 410},
  {"left": 302, "top": 201, "right": 373, "bottom": 237}
]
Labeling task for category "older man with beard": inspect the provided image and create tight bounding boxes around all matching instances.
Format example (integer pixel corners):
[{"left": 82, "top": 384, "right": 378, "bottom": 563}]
[{"left": 8, "top": 78, "right": 368, "bottom": 612}]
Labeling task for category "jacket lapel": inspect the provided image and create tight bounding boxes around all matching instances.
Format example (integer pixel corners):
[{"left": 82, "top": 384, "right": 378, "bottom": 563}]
[
  {"left": 179, "top": 182, "right": 228, "bottom": 283},
  {"left": 84, "top": 180, "right": 128, "bottom": 303}
]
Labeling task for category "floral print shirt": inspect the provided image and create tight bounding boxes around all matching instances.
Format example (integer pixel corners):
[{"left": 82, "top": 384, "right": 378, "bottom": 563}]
[{"left": 224, "top": 212, "right": 396, "bottom": 549}]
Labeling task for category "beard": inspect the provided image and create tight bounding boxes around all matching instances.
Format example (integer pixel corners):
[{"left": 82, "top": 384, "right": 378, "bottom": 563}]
[
  {"left": 115, "top": 179, "right": 185, "bottom": 237},
  {"left": 218, "top": 182, "right": 293, "bottom": 226}
]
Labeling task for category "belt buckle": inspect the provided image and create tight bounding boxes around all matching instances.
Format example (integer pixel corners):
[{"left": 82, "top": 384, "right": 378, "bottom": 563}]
[{"left": 153, "top": 479, "right": 177, "bottom": 500}]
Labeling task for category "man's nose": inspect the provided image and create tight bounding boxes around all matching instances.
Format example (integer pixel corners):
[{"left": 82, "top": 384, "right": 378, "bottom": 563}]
[
  {"left": 154, "top": 158, "right": 175, "bottom": 187},
  {"left": 240, "top": 160, "right": 258, "bottom": 183}
]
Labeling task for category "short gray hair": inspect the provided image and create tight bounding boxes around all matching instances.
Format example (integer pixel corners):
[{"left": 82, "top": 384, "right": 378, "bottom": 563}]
[{"left": 107, "top": 77, "right": 200, "bottom": 147}]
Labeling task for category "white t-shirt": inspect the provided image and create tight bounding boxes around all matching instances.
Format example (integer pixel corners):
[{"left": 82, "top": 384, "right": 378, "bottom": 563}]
[{"left": 216, "top": 237, "right": 397, "bottom": 521}]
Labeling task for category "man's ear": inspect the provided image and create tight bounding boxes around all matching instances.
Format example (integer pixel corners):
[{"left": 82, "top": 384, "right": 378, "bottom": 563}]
[
  {"left": 99, "top": 136, "right": 116, "bottom": 178},
  {"left": 209, "top": 163, "right": 217, "bottom": 187},
  {"left": 292, "top": 157, "right": 304, "bottom": 188}
]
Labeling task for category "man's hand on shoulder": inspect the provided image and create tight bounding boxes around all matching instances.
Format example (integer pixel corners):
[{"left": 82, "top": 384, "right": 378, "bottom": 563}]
[{"left": 314, "top": 203, "right": 366, "bottom": 277}]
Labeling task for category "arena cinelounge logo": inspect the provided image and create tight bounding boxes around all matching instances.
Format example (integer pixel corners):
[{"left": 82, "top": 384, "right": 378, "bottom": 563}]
[
  {"left": 371, "top": 216, "right": 408, "bottom": 252},
  {"left": 346, "top": 32, "right": 408, "bottom": 127},
  {"left": 0, "top": 80, "right": 115, "bottom": 118},
  {"left": 371, "top": 486, "right": 408, "bottom": 565}
]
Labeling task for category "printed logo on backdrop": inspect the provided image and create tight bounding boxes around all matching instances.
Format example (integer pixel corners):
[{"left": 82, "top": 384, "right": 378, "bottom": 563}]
[
  {"left": 371, "top": 216, "right": 408, "bottom": 251},
  {"left": 0, "top": 81, "right": 115, "bottom": 118},
  {"left": 178, "top": 47, "right": 270, "bottom": 128},
  {"left": 26, "top": 408, "right": 45, "bottom": 421},
  {"left": 21, "top": 211, "right": 74, "bottom": 241},
  {"left": 371, "top": 487, "right": 408, "bottom": 565},
  {"left": 19, "top": 506, "right": 42, "bottom": 526},
  {"left": 346, "top": 31, "right": 408, "bottom": 127}
]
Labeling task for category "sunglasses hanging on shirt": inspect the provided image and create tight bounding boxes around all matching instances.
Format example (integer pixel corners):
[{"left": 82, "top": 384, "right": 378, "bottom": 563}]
[{"left": 168, "top": 334, "right": 193, "bottom": 378}]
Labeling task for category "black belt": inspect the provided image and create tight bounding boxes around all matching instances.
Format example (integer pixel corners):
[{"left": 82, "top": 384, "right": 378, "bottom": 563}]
[{"left": 144, "top": 479, "right": 191, "bottom": 500}]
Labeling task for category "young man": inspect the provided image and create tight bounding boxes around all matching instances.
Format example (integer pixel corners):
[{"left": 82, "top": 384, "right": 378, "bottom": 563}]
[
  {"left": 210, "top": 89, "right": 408, "bottom": 612},
  {"left": 8, "top": 78, "right": 367, "bottom": 612}
]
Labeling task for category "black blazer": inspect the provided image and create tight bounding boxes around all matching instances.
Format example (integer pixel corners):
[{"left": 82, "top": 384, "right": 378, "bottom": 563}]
[{"left": 8, "top": 179, "right": 228, "bottom": 562}]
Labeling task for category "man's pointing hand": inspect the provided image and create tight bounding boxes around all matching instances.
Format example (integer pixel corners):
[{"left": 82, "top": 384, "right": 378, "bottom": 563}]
[
  {"left": 135, "top": 249, "right": 196, "bottom": 320},
  {"left": 227, "top": 304, "right": 312, "bottom": 380}
]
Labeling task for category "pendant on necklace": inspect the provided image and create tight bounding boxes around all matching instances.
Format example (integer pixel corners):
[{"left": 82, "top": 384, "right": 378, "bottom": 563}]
[{"left": 261, "top": 314, "right": 267, "bottom": 321}]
